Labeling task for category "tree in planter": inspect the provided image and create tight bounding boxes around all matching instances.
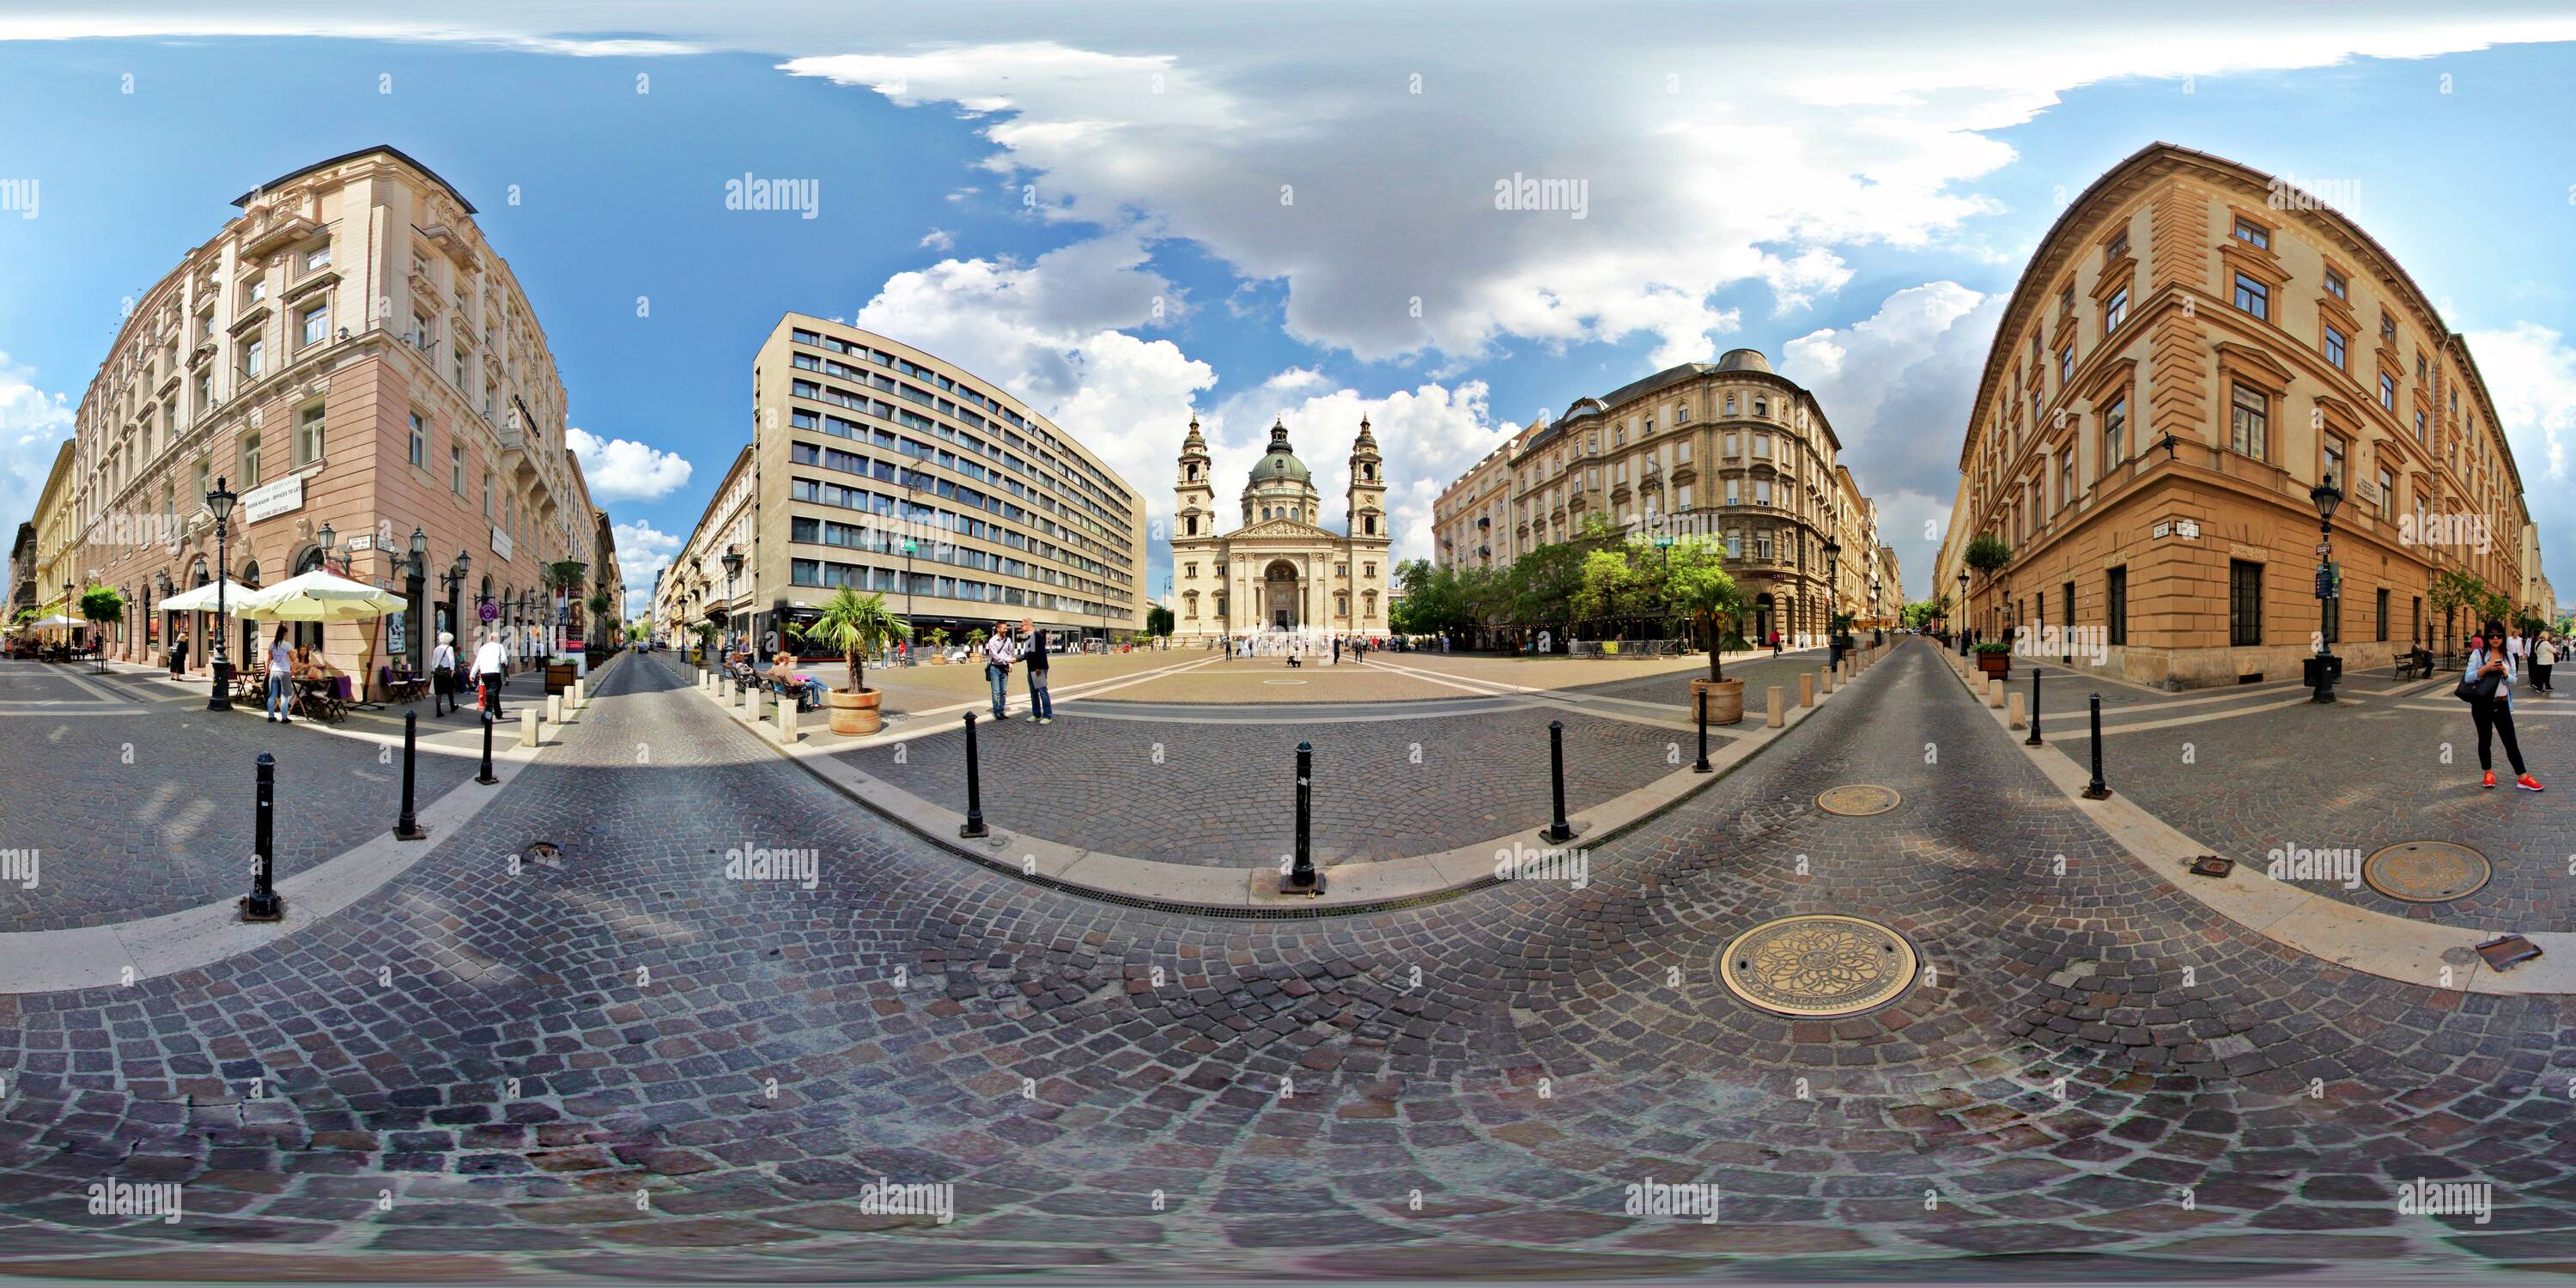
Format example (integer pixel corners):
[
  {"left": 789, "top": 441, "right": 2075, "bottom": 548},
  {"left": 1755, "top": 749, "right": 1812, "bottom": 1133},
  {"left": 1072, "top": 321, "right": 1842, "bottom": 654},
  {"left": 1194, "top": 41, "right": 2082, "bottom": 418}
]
[
  {"left": 690, "top": 621, "right": 720, "bottom": 665},
  {"left": 964, "top": 627, "right": 987, "bottom": 652},
  {"left": 1661, "top": 540, "right": 1745, "bottom": 682},
  {"left": 78, "top": 585, "right": 125, "bottom": 671},
  {"left": 923, "top": 627, "right": 950, "bottom": 659},
  {"left": 786, "top": 587, "right": 911, "bottom": 697}
]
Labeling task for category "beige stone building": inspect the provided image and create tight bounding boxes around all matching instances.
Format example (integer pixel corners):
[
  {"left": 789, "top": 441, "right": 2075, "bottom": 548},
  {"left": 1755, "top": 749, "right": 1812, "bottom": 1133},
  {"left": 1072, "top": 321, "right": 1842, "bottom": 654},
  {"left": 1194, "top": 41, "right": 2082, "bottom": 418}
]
[
  {"left": 1431, "top": 417, "right": 1540, "bottom": 572},
  {"left": 1957, "top": 142, "right": 2535, "bottom": 687},
  {"left": 57, "top": 146, "right": 604, "bottom": 693},
  {"left": 694, "top": 315, "right": 1146, "bottom": 655},
  {"left": 1504, "top": 350, "right": 1874, "bottom": 645},
  {"left": 1170, "top": 415, "right": 1389, "bottom": 643},
  {"left": 27, "top": 441, "right": 75, "bottom": 624}
]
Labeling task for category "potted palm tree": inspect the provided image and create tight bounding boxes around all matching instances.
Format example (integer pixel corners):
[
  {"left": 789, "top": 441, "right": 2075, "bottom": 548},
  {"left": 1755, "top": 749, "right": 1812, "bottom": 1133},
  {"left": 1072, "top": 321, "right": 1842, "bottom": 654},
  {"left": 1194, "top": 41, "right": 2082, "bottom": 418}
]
[
  {"left": 1662, "top": 541, "right": 1747, "bottom": 725},
  {"left": 790, "top": 586, "right": 911, "bottom": 736},
  {"left": 924, "top": 627, "right": 951, "bottom": 662}
]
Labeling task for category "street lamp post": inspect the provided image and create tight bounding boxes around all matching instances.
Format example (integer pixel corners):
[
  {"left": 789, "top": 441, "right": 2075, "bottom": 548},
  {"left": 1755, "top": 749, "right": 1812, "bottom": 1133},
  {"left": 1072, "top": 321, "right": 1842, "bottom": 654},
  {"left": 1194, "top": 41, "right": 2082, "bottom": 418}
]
[
  {"left": 1958, "top": 571, "right": 1971, "bottom": 656},
  {"left": 206, "top": 478, "right": 238, "bottom": 711},
  {"left": 2311, "top": 474, "right": 2343, "bottom": 704},
  {"left": 405, "top": 527, "right": 428, "bottom": 675},
  {"left": 1823, "top": 536, "right": 1843, "bottom": 669},
  {"left": 720, "top": 546, "right": 744, "bottom": 657}
]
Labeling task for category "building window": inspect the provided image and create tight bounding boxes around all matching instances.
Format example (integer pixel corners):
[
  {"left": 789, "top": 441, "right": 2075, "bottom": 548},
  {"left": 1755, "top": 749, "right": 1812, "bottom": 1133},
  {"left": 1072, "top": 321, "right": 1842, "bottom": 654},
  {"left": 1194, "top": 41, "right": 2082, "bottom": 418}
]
[
  {"left": 2106, "top": 567, "right": 2128, "bottom": 647},
  {"left": 2324, "top": 269, "right": 2347, "bottom": 300},
  {"left": 238, "top": 431, "right": 262, "bottom": 489},
  {"left": 2233, "top": 272, "right": 2269, "bottom": 321},
  {"left": 409, "top": 411, "right": 427, "bottom": 466},
  {"left": 2380, "top": 311, "right": 2397, "bottom": 343},
  {"left": 1725, "top": 531, "right": 1741, "bottom": 558},
  {"left": 2229, "top": 384, "right": 2268, "bottom": 460},
  {"left": 1753, "top": 398, "right": 1769, "bottom": 418},
  {"left": 2060, "top": 453, "right": 2076, "bottom": 512},
  {"left": 2380, "top": 374, "right": 2397, "bottom": 412},
  {"left": 483, "top": 470, "right": 494, "bottom": 519},
  {"left": 1753, "top": 435, "right": 1771, "bottom": 458},
  {"left": 2101, "top": 397, "right": 2127, "bottom": 471},
  {"left": 299, "top": 303, "right": 330, "bottom": 348},
  {"left": 2323, "top": 434, "right": 2345, "bottom": 489},
  {"left": 296, "top": 404, "right": 324, "bottom": 466},
  {"left": 1677, "top": 439, "right": 1691, "bottom": 463},
  {"left": 1677, "top": 483, "right": 1692, "bottom": 509},
  {"left": 240, "top": 337, "right": 264, "bottom": 380},
  {"left": 1754, "top": 478, "right": 1771, "bottom": 506},
  {"left": 2229, "top": 561, "right": 2263, "bottom": 647},
  {"left": 2105, "top": 228, "right": 2129, "bottom": 262},
  {"left": 1724, "top": 479, "right": 1740, "bottom": 506},
  {"left": 2378, "top": 466, "right": 2394, "bottom": 519},
  {"left": 2058, "top": 346, "right": 2073, "bottom": 388},
  {"left": 2232, "top": 216, "right": 2270, "bottom": 249},
  {"left": 2376, "top": 587, "right": 2390, "bottom": 643},
  {"left": 2324, "top": 326, "right": 2347, "bottom": 371},
  {"left": 2104, "top": 287, "right": 2128, "bottom": 332}
]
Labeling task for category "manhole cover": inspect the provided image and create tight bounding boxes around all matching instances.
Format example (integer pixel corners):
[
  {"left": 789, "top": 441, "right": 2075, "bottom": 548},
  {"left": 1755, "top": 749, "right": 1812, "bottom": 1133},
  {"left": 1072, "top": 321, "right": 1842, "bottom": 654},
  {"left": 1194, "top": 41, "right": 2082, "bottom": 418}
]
[
  {"left": 1816, "top": 785, "right": 1901, "bottom": 817},
  {"left": 1718, "top": 914, "right": 1919, "bottom": 1018},
  {"left": 2362, "top": 841, "right": 2490, "bottom": 902}
]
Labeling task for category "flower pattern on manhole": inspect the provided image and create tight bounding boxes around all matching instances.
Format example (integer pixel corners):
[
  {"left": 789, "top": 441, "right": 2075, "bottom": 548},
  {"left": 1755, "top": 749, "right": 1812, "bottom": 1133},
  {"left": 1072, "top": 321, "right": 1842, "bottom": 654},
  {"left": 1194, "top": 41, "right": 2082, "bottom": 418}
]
[
  {"left": 2361, "top": 841, "right": 2491, "bottom": 903},
  {"left": 1815, "top": 785, "right": 1901, "bottom": 817},
  {"left": 1717, "top": 914, "right": 1918, "bottom": 1018}
]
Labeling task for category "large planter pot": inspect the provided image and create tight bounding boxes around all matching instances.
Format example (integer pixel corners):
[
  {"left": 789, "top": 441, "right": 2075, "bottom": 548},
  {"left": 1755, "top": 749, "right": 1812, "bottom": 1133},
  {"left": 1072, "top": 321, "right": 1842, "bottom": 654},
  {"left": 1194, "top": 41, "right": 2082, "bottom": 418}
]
[
  {"left": 826, "top": 686, "right": 883, "bottom": 736},
  {"left": 544, "top": 662, "right": 576, "bottom": 695},
  {"left": 1690, "top": 676, "right": 1745, "bottom": 726},
  {"left": 1976, "top": 652, "right": 2011, "bottom": 678}
]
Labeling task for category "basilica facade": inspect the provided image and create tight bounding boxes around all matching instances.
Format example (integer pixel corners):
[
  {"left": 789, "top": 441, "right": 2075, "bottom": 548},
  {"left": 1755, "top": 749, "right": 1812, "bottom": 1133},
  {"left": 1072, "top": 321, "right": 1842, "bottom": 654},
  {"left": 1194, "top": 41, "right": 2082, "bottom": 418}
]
[{"left": 1170, "top": 415, "right": 1390, "bottom": 644}]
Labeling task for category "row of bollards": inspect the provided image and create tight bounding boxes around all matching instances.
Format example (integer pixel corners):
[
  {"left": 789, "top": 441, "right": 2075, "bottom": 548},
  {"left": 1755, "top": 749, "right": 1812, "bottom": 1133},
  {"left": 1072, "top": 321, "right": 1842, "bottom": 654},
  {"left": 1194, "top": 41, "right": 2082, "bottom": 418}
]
[{"left": 1965, "top": 649, "right": 2111, "bottom": 801}]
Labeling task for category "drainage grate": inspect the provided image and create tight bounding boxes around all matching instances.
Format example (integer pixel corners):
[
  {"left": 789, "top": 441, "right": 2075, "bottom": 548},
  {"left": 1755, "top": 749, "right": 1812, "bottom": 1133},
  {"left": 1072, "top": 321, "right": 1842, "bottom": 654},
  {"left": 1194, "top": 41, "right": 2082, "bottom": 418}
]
[
  {"left": 1718, "top": 914, "right": 1919, "bottom": 1018},
  {"left": 2361, "top": 841, "right": 2490, "bottom": 903},
  {"left": 1815, "top": 785, "right": 1901, "bottom": 817}
]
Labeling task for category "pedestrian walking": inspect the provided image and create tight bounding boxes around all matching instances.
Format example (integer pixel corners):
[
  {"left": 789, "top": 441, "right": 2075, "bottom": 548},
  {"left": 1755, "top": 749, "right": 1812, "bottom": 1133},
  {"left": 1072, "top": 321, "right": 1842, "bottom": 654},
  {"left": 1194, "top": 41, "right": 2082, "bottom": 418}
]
[
  {"left": 169, "top": 627, "right": 188, "bottom": 679},
  {"left": 983, "top": 619, "right": 1017, "bottom": 720},
  {"left": 2461, "top": 635, "right": 2543, "bottom": 791},
  {"left": 1022, "top": 618, "right": 1053, "bottom": 724},
  {"left": 2535, "top": 631, "right": 2557, "bottom": 695},
  {"left": 474, "top": 630, "right": 507, "bottom": 720},
  {"left": 264, "top": 625, "right": 293, "bottom": 723},
  {"left": 430, "top": 631, "right": 459, "bottom": 716}
]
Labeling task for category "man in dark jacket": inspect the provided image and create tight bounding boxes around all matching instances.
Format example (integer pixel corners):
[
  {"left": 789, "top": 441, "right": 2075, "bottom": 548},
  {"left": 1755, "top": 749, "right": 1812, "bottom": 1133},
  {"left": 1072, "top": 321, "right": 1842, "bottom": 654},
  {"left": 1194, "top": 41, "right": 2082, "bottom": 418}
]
[{"left": 1021, "top": 618, "right": 1053, "bottom": 724}]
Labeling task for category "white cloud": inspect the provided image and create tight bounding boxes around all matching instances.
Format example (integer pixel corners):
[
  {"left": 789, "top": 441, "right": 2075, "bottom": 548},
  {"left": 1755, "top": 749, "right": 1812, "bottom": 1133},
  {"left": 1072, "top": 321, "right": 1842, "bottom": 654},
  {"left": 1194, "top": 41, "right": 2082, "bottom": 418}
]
[
  {"left": 1779, "top": 283, "right": 2001, "bottom": 600},
  {"left": 918, "top": 228, "right": 955, "bottom": 251},
  {"left": 611, "top": 519, "right": 683, "bottom": 599},
  {"left": 567, "top": 428, "right": 695, "bottom": 501},
  {"left": 1, "top": 351, "right": 74, "bottom": 582},
  {"left": 2465, "top": 322, "right": 2576, "bottom": 592}
]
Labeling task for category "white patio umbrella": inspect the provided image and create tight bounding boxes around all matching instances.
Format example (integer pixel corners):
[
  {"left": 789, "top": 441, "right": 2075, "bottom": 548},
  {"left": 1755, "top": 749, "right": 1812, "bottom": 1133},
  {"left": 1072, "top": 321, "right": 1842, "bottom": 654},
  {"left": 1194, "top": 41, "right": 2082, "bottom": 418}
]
[
  {"left": 28, "top": 614, "right": 77, "bottom": 629},
  {"left": 234, "top": 568, "right": 405, "bottom": 621},
  {"left": 157, "top": 580, "right": 259, "bottom": 614}
]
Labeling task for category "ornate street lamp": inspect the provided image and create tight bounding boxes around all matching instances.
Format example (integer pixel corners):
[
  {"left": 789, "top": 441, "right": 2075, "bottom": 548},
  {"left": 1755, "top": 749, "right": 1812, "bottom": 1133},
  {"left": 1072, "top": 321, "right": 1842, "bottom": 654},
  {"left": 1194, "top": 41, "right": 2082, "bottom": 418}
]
[
  {"left": 317, "top": 519, "right": 337, "bottom": 575},
  {"left": 404, "top": 527, "right": 428, "bottom": 672},
  {"left": 720, "top": 546, "right": 744, "bottom": 651},
  {"left": 1823, "top": 535, "right": 1843, "bottom": 668},
  {"left": 2311, "top": 473, "right": 2344, "bottom": 704},
  {"left": 206, "top": 477, "right": 238, "bottom": 711}
]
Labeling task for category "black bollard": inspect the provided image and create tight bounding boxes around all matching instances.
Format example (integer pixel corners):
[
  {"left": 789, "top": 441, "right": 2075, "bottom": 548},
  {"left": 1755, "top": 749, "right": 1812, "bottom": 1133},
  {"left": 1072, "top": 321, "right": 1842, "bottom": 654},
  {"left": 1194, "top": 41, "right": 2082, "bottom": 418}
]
[
  {"left": 1693, "top": 687, "right": 1712, "bottom": 774},
  {"left": 1544, "top": 720, "right": 1575, "bottom": 843},
  {"left": 1280, "top": 740, "right": 1323, "bottom": 895},
  {"left": 241, "top": 751, "right": 283, "bottom": 922},
  {"left": 394, "top": 711, "right": 429, "bottom": 840},
  {"left": 2026, "top": 668, "right": 2044, "bottom": 747},
  {"left": 959, "top": 710, "right": 988, "bottom": 839},
  {"left": 476, "top": 702, "right": 499, "bottom": 786},
  {"left": 2082, "top": 693, "right": 2112, "bottom": 799}
]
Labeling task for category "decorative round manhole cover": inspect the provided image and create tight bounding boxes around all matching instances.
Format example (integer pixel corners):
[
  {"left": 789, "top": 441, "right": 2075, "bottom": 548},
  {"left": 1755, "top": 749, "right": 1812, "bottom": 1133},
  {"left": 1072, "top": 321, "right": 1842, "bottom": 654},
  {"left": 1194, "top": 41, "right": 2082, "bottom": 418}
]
[
  {"left": 1718, "top": 914, "right": 1919, "bottom": 1018},
  {"left": 1816, "top": 785, "right": 1901, "bottom": 817},
  {"left": 2362, "top": 841, "right": 2490, "bottom": 903}
]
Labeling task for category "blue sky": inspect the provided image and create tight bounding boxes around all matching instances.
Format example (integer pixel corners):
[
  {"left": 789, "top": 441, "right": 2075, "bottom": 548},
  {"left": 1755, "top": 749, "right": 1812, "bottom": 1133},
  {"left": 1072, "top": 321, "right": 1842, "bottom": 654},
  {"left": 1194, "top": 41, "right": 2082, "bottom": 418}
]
[{"left": 4, "top": 3, "right": 2575, "bottom": 611}]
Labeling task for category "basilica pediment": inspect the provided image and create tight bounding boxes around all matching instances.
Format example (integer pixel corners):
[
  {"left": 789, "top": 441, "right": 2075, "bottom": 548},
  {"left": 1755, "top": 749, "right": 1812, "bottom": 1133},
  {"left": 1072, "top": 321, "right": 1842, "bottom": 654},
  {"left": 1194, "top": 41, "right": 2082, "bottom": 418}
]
[{"left": 1228, "top": 517, "right": 1337, "bottom": 541}]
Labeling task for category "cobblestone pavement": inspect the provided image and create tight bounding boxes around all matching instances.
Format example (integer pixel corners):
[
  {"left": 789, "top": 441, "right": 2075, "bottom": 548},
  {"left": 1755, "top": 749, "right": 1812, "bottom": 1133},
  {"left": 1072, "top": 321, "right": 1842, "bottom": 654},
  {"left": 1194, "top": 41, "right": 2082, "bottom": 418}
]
[
  {"left": 2046, "top": 672, "right": 2576, "bottom": 930},
  {"left": 837, "top": 696, "right": 1691, "bottom": 867},
  {"left": 1, "top": 641, "right": 2570, "bottom": 1280},
  {"left": 0, "top": 660, "right": 481, "bottom": 931}
]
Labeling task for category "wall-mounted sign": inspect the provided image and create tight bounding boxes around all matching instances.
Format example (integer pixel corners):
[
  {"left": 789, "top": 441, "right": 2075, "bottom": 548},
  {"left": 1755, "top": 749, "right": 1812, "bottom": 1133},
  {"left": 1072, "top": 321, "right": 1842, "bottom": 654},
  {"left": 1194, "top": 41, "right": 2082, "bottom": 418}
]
[
  {"left": 2153, "top": 521, "right": 2170, "bottom": 539},
  {"left": 240, "top": 475, "right": 303, "bottom": 524},
  {"left": 346, "top": 532, "right": 374, "bottom": 553},
  {"left": 490, "top": 526, "right": 513, "bottom": 561}
]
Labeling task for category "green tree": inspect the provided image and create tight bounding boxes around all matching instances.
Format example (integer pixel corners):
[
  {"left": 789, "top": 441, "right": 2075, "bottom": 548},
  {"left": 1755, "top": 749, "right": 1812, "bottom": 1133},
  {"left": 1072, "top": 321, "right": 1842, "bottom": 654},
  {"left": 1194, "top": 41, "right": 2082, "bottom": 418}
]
[
  {"left": 1660, "top": 539, "right": 1745, "bottom": 681},
  {"left": 1145, "top": 605, "right": 1174, "bottom": 637},
  {"left": 785, "top": 587, "right": 911, "bottom": 694},
  {"left": 1964, "top": 532, "right": 2012, "bottom": 574}
]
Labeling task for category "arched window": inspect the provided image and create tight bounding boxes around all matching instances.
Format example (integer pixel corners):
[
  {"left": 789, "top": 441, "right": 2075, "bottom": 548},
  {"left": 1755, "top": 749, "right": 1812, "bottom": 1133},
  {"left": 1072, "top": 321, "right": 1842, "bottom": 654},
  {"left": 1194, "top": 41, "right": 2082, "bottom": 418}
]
[{"left": 1753, "top": 398, "right": 1769, "bottom": 418}]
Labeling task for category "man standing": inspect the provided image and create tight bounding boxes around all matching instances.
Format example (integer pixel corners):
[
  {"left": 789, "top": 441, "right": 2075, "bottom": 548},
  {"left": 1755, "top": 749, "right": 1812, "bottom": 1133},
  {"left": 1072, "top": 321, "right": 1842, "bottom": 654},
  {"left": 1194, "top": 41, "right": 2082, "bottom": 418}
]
[
  {"left": 1022, "top": 619, "right": 1053, "bottom": 724},
  {"left": 473, "top": 629, "right": 507, "bottom": 720},
  {"left": 983, "top": 619, "right": 1017, "bottom": 720}
]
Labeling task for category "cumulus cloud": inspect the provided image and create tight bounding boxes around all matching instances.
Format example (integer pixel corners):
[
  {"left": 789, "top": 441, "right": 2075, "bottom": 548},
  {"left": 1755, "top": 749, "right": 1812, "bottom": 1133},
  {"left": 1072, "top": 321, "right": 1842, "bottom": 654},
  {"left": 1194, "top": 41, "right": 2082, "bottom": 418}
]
[
  {"left": 2465, "top": 322, "right": 2576, "bottom": 592},
  {"left": 1, "top": 351, "right": 74, "bottom": 579},
  {"left": 1780, "top": 283, "right": 2002, "bottom": 600},
  {"left": 611, "top": 519, "right": 684, "bottom": 600},
  {"left": 568, "top": 428, "right": 695, "bottom": 501},
  {"left": 918, "top": 228, "right": 955, "bottom": 251}
]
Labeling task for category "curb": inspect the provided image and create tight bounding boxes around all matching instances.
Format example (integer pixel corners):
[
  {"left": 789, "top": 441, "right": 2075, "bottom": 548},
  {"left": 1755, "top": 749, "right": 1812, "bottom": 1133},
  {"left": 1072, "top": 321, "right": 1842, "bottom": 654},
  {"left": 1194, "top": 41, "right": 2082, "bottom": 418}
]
[
  {"left": 659, "top": 643, "right": 1898, "bottom": 917},
  {"left": 1937, "top": 644, "right": 2576, "bottom": 994}
]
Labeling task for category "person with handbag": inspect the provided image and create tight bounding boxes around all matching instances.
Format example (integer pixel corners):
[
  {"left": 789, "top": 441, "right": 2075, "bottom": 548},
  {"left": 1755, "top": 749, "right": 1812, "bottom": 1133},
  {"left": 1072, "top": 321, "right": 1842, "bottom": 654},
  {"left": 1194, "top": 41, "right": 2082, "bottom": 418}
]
[
  {"left": 2533, "top": 631, "right": 2556, "bottom": 696},
  {"left": 2459, "top": 635, "right": 2543, "bottom": 791},
  {"left": 430, "top": 630, "right": 459, "bottom": 717}
]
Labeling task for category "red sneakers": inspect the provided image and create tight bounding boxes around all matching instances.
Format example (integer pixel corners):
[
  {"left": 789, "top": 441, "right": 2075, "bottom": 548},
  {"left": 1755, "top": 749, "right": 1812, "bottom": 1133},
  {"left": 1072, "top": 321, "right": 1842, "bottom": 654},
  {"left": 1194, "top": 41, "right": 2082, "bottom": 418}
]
[
  {"left": 2518, "top": 774, "right": 2545, "bottom": 792},
  {"left": 2483, "top": 771, "right": 2498, "bottom": 788}
]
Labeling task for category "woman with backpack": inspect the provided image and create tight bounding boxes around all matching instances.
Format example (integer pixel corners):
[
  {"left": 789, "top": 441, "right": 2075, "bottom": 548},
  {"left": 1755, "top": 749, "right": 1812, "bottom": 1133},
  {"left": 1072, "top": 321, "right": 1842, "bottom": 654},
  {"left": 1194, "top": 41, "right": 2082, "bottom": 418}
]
[{"left": 2462, "top": 634, "right": 2543, "bottom": 791}]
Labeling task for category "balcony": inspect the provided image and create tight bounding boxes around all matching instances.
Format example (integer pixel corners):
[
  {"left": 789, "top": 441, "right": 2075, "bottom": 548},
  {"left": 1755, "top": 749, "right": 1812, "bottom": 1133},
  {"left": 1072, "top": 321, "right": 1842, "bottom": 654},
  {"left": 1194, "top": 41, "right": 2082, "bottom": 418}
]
[{"left": 238, "top": 211, "right": 319, "bottom": 260}]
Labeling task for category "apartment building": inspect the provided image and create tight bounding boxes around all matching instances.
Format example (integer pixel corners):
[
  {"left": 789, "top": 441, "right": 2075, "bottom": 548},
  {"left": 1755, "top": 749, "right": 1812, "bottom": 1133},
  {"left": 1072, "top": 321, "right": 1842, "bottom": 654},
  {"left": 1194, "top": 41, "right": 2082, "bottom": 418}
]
[{"left": 1956, "top": 143, "right": 2536, "bottom": 687}]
